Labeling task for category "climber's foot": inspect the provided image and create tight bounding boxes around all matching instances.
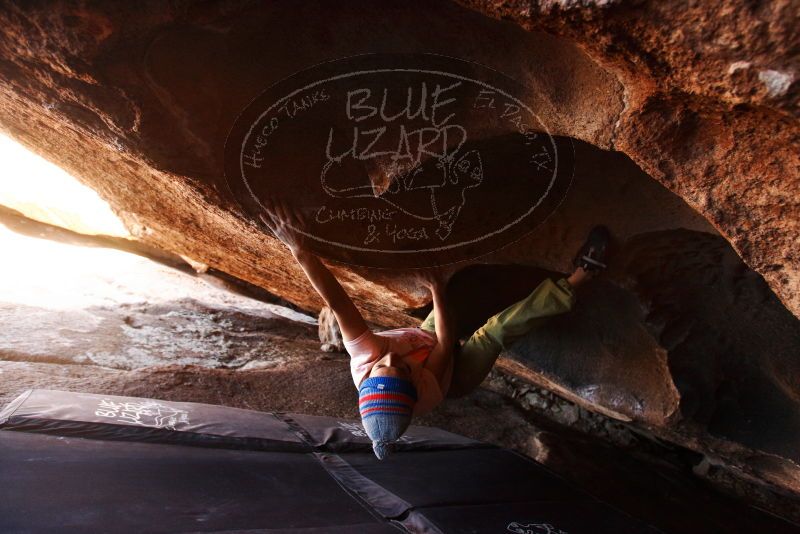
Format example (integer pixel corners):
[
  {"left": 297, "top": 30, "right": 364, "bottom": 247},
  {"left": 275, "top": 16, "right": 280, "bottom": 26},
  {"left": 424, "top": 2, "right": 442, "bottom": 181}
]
[{"left": 568, "top": 225, "right": 611, "bottom": 287}]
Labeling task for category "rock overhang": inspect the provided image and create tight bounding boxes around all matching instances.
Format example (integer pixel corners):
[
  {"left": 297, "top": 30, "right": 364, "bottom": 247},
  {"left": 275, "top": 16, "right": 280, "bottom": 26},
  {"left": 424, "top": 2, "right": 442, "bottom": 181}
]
[{"left": 0, "top": 0, "right": 798, "bottom": 503}]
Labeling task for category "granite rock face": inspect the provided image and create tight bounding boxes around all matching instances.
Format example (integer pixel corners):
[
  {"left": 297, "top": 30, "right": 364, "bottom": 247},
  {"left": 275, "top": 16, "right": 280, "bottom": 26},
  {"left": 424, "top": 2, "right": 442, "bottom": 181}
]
[
  {"left": 0, "top": 0, "right": 795, "bottom": 316},
  {"left": 463, "top": 0, "right": 800, "bottom": 320},
  {"left": 0, "top": 0, "right": 798, "bottom": 501}
]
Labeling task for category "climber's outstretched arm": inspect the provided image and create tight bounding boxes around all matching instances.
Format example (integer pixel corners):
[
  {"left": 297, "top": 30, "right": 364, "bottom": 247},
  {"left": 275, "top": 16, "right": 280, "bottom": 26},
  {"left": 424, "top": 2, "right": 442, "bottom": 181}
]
[
  {"left": 290, "top": 248, "right": 368, "bottom": 341},
  {"left": 418, "top": 272, "right": 456, "bottom": 382},
  {"left": 261, "top": 199, "right": 368, "bottom": 342}
]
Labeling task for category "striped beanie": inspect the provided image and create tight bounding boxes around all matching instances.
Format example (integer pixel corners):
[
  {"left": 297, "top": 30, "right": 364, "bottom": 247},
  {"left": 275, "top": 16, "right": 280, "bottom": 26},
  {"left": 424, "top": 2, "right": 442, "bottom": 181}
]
[{"left": 358, "top": 376, "right": 417, "bottom": 460}]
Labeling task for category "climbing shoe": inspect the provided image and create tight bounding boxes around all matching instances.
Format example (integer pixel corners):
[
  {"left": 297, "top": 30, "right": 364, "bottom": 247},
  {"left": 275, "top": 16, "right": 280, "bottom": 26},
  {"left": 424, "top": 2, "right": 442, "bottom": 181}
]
[{"left": 573, "top": 225, "right": 611, "bottom": 272}]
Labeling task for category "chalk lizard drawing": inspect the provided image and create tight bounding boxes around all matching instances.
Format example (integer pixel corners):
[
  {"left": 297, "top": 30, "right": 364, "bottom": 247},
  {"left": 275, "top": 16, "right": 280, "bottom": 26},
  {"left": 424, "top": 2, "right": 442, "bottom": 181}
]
[{"left": 320, "top": 148, "right": 483, "bottom": 241}]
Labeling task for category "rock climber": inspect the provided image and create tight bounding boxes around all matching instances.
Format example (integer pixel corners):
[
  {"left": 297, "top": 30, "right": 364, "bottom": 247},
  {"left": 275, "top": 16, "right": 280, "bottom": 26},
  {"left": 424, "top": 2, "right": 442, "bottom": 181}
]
[{"left": 264, "top": 200, "right": 610, "bottom": 459}]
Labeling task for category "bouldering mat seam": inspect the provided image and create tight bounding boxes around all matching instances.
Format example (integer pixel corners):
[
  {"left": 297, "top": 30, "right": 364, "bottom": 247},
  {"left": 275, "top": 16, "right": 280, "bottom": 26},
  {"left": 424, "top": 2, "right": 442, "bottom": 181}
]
[
  {"left": 0, "top": 388, "right": 32, "bottom": 424},
  {"left": 276, "top": 412, "right": 442, "bottom": 533},
  {"left": 313, "top": 452, "right": 442, "bottom": 534},
  {"left": 275, "top": 412, "right": 320, "bottom": 449}
]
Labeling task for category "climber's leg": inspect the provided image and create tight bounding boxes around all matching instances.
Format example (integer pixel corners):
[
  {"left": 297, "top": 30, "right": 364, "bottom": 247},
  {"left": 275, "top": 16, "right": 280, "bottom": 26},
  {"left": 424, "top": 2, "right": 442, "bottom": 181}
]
[
  {"left": 447, "top": 277, "right": 575, "bottom": 397},
  {"left": 420, "top": 308, "right": 436, "bottom": 333},
  {"left": 447, "top": 225, "right": 612, "bottom": 397}
]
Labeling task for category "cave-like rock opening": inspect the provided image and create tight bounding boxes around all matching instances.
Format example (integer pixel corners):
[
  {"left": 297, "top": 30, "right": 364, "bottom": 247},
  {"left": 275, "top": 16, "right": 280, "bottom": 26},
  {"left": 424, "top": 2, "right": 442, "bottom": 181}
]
[
  {"left": 0, "top": 0, "right": 798, "bottom": 528},
  {"left": 419, "top": 140, "right": 800, "bottom": 497}
]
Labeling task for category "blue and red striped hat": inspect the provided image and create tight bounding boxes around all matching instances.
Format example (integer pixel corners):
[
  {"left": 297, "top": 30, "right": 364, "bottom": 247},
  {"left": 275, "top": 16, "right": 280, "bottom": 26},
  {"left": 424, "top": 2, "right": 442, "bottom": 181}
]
[{"left": 358, "top": 376, "right": 417, "bottom": 460}]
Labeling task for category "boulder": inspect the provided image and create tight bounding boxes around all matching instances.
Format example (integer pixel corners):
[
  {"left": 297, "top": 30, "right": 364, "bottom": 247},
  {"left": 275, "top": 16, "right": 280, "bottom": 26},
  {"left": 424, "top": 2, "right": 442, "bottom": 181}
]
[
  {"left": 460, "top": 0, "right": 800, "bottom": 318},
  {"left": 0, "top": 0, "right": 797, "bottom": 502}
]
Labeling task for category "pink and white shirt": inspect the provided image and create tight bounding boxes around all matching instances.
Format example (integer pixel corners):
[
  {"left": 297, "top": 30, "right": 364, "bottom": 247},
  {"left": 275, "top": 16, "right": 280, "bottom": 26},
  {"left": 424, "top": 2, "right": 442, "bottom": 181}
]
[{"left": 344, "top": 327, "right": 452, "bottom": 416}]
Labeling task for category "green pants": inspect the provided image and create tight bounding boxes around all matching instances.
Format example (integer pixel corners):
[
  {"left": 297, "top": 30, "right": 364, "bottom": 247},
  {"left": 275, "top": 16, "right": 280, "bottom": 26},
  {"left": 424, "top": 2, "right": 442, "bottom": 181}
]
[{"left": 421, "top": 278, "right": 575, "bottom": 397}]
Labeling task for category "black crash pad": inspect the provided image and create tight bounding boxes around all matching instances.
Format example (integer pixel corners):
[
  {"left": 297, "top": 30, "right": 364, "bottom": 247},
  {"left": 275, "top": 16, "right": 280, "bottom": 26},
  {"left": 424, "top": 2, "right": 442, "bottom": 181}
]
[{"left": 0, "top": 389, "right": 660, "bottom": 533}]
